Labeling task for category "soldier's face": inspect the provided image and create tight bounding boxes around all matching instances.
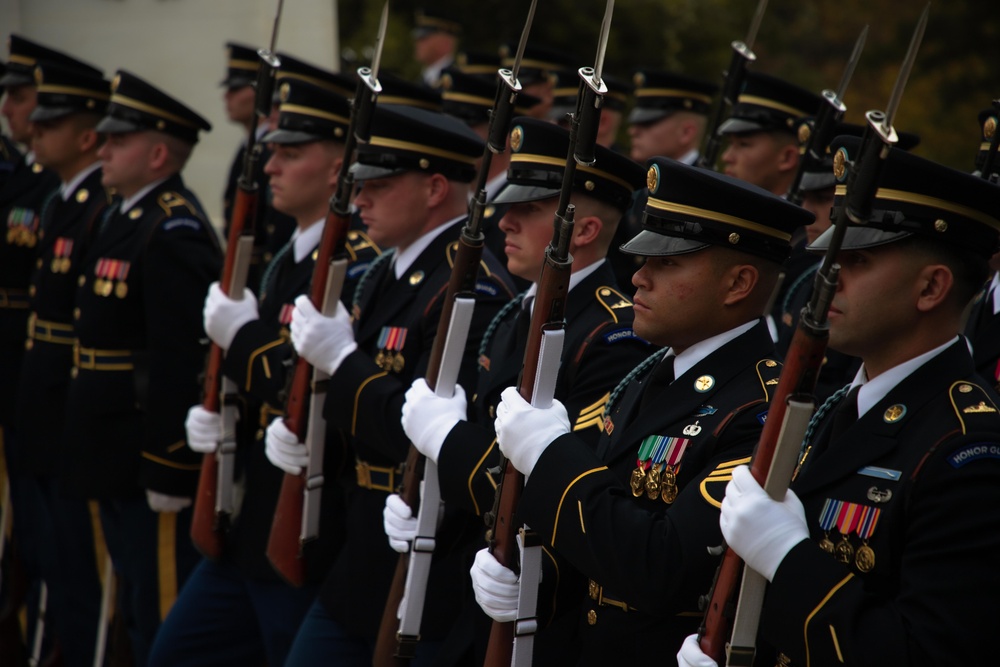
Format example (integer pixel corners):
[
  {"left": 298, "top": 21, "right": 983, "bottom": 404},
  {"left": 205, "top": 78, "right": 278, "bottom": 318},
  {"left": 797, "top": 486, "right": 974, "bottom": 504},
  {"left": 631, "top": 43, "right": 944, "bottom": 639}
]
[
  {"left": 224, "top": 85, "right": 255, "bottom": 125},
  {"left": 498, "top": 198, "right": 558, "bottom": 281},
  {"left": 31, "top": 116, "right": 83, "bottom": 172},
  {"left": 827, "top": 244, "right": 923, "bottom": 367},
  {"left": 628, "top": 113, "right": 691, "bottom": 163},
  {"left": 802, "top": 187, "right": 835, "bottom": 245},
  {"left": 721, "top": 132, "right": 795, "bottom": 196},
  {"left": 97, "top": 132, "right": 157, "bottom": 199},
  {"left": 631, "top": 248, "right": 728, "bottom": 351},
  {"left": 264, "top": 141, "right": 339, "bottom": 223},
  {"left": 354, "top": 172, "right": 433, "bottom": 249},
  {"left": 1, "top": 84, "right": 38, "bottom": 145}
]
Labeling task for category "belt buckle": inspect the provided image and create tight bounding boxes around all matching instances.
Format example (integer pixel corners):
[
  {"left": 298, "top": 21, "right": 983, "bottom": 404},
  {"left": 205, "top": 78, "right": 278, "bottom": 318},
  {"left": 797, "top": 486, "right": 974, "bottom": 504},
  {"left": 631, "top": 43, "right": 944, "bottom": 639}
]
[{"left": 355, "top": 460, "right": 372, "bottom": 489}]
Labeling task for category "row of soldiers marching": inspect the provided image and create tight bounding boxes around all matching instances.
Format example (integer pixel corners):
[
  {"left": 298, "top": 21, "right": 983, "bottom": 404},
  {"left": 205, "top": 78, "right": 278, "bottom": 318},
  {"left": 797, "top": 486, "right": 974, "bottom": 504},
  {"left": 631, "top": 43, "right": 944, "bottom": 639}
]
[{"left": 1, "top": 2, "right": 999, "bottom": 666}]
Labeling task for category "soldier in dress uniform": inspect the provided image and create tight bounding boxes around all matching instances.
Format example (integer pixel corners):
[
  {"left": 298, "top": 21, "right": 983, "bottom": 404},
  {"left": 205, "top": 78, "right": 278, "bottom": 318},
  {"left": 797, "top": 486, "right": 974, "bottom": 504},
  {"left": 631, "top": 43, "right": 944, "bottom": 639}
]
[
  {"left": 412, "top": 7, "right": 461, "bottom": 88},
  {"left": 479, "top": 157, "right": 813, "bottom": 664},
  {"left": 0, "top": 34, "right": 85, "bottom": 663},
  {"left": 63, "top": 69, "right": 220, "bottom": 665},
  {"left": 389, "top": 117, "right": 654, "bottom": 663},
  {"left": 220, "top": 41, "right": 296, "bottom": 294},
  {"left": 267, "top": 104, "right": 516, "bottom": 665},
  {"left": 680, "top": 134, "right": 1000, "bottom": 667},
  {"left": 13, "top": 58, "right": 112, "bottom": 667},
  {"left": 150, "top": 77, "right": 358, "bottom": 667},
  {"left": 612, "top": 70, "right": 720, "bottom": 295}
]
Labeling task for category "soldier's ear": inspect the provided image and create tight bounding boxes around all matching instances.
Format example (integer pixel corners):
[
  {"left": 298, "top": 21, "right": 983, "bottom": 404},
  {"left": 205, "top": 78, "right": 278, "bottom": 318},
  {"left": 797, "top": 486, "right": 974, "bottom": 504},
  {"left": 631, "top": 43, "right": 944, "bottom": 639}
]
[
  {"left": 328, "top": 157, "right": 343, "bottom": 188},
  {"left": 915, "top": 264, "right": 955, "bottom": 314},
  {"left": 722, "top": 263, "right": 759, "bottom": 307}
]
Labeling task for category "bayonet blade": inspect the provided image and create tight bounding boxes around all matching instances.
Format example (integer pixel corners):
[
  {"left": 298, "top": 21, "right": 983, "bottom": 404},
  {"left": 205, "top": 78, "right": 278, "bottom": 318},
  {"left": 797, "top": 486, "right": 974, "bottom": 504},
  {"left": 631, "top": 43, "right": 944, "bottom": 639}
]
[
  {"left": 836, "top": 24, "right": 868, "bottom": 101},
  {"left": 370, "top": 2, "right": 390, "bottom": 83},
  {"left": 510, "top": 0, "right": 539, "bottom": 83},
  {"left": 884, "top": 4, "right": 929, "bottom": 132},
  {"left": 268, "top": 0, "right": 285, "bottom": 52},
  {"left": 593, "top": 0, "right": 615, "bottom": 84},
  {"left": 744, "top": 0, "right": 769, "bottom": 51}
]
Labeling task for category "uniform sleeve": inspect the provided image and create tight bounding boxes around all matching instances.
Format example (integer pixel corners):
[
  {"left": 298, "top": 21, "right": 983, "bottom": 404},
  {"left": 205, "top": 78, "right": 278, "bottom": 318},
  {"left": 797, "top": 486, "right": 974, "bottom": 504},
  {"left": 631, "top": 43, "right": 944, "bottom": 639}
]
[
  {"left": 138, "top": 218, "right": 221, "bottom": 495},
  {"left": 518, "top": 423, "right": 757, "bottom": 614},
  {"left": 224, "top": 320, "right": 294, "bottom": 406},
  {"left": 760, "top": 434, "right": 1000, "bottom": 666}
]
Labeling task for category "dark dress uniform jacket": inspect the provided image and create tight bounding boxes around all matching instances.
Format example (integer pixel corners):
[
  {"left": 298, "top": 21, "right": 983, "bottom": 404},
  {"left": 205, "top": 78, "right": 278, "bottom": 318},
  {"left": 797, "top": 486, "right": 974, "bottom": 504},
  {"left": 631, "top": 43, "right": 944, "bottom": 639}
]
[
  {"left": 965, "top": 282, "right": 1000, "bottom": 390},
  {"left": 16, "top": 167, "right": 110, "bottom": 475},
  {"left": 63, "top": 174, "right": 221, "bottom": 499},
  {"left": 220, "top": 227, "right": 364, "bottom": 584},
  {"left": 435, "top": 262, "right": 654, "bottom": 661},
  {"left": 758, "top": 339, "right": 1000, "bottom": 666},
  {"left": 318, "top": 221, "right": 517, "bottom": 643},
  {"left": 517, "top": 319, "right": 782, "bottom": 664},
  {"left": 0, "top": 151, "right": 60, "bottom": 428}
]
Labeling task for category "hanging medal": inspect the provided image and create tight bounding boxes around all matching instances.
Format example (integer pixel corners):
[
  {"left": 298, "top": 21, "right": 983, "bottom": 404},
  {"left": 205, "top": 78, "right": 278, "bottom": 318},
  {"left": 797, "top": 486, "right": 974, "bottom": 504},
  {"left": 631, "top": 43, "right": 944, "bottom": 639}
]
[
  {"left": 51, "top": 237, "right": 74, "bottom": 274},
  {"left": 853, "top": 504, "right": 880, "bottom": 573},
  {"left": 376, "top": 326, "right": 408, "bottom": 372},
  {"left": 630, "top": 436, "right": 658, "bottom": 497},
  {"left": 114, "top": 261, "right": 130, "bottom": 298},
  {"left": 660, "top": 436, "right": 690, "bottom": 504},
  {"left": 834, "top": 501, "right": 861, "bottom": 564},
  {"left": 817, "top": 498, "right": 838, "bottom": 553}
]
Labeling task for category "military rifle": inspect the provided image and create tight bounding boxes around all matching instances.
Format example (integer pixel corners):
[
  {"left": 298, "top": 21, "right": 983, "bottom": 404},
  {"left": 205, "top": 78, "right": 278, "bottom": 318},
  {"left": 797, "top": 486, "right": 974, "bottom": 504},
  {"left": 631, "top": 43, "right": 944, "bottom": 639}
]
[
  {"left": 265, "top": 2, "right": 389, "bottom": 587},
  {"left": 372, "top": 2, "right": 540, "bottom": 664},
  {"left": 697, "top": 7, "right": 929, "bottom": 665},
  {"left": 190, "top": 0, "right": 283, "bottom": 559},
  {"left": 482, "top": 3, "right": 614, "bottom": 665},
  {"left": 787, "top": 26, "right": 868, "bottom": 207},
  {"left": 697, "top": 0, "right": 768, "bottom": 170}
]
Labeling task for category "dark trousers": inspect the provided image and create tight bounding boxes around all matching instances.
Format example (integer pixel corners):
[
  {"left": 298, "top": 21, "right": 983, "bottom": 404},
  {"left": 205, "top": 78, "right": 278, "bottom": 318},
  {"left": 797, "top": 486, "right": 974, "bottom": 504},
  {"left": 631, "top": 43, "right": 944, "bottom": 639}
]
[
  {"left": 148, "top": 557, "right": 319, "bottom": 667},
  {"left": 98, "top": 496, "right": 199, "bottom": 666},
  {"left": 285, "top": 598, "right": 442, "bottom": 667}
]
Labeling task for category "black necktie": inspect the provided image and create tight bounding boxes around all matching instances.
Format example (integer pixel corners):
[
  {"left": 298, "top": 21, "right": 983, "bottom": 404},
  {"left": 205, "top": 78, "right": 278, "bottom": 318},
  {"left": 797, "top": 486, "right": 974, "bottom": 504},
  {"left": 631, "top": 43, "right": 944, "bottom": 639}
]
[
  {"left": 811, "top": 385, "right": 860, "bottom": 463},
  {"left": 516, "top": 296, "right": 534, "bottom": 340},
  {"left": 640, "top": 355, "right": 674, "bottom": 410}
]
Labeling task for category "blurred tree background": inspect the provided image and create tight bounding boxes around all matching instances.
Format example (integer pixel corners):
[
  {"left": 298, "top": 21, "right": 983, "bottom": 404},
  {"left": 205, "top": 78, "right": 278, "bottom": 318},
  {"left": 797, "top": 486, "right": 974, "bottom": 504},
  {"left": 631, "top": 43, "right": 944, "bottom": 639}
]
[{"left": 337, "top": 0, "right": 998, "bottom": 171}]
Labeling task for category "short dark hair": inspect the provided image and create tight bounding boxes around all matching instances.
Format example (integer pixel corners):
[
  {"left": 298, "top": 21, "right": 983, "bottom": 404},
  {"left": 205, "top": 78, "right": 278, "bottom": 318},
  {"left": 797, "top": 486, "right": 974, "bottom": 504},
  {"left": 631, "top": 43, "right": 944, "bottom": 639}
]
[{"left": 904, "top": 235, "right": 989, "bottom": 309}]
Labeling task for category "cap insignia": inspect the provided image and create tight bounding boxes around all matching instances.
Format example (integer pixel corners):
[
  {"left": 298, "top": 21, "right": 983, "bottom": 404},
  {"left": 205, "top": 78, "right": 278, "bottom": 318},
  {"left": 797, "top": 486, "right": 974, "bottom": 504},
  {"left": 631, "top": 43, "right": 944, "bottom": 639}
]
[
  {"left": 510, "top": 125, "right": 524, "bottom": 152},
  {"left": 646, "top": 164, "right": 659, "bottom": 193},
  {"left": 280, "top": 82, "right": 290, "bottom": 103},
  {"left": 934, "top": 219, "right": 948, "bottom": 233},
  {"left": 112, "top": 74, "right": 121, "bottom": 92},
  {"left": 728, "top": 232, "right": 740, "bottom": 244},
  {"left": 985, "top": 116, "right": 997, "bottom": 140},
  {"left": 833, "top": 147, "right": 848, "bottom": 182}
]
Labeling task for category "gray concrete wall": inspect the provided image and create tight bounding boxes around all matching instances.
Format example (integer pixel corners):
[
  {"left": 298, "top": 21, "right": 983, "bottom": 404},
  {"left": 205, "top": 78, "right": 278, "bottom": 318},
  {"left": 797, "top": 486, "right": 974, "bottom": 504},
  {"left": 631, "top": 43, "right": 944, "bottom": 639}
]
[{"left": 0, "top": 0, "right": 340, "bottom": 231}]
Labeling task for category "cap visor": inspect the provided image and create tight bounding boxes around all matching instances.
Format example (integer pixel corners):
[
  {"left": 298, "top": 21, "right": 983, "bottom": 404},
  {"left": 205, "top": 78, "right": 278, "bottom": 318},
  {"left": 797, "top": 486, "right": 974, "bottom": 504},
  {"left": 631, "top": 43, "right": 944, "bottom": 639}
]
[
  {"left": 262, "top": 128, "right": 320, "bottom": 145},
  {"left": 717, "top": 117, "right": 766, "bottom": 135},
  {"left": 492, "top": 183, "right": 559, "bottom": 205},
  {"left": 807, "top": 225, "right": 912, "bottom": 253},
  {"left": 628, "top": 107, "right": 671, "bottom": 125},
  {"left": 799, "top": 171, "right": 836, "bottom": 192},
  {"left": 0, "top": 73, "right": 32, "bottom": 87},
  {"left": 221, "top": 77, "right": 254, "bottom": 89},
  {"left": 350, "top": 162, "right": 406, "bottom": 182},
  {"left": 96, "top": 116, "right": 141, "bottom": 135},
  {"left": 620, "top": 229, "right": 710, "bottom": 257},
  {"left": 29, "top": 106, "right": 77, "bottom": 123}
]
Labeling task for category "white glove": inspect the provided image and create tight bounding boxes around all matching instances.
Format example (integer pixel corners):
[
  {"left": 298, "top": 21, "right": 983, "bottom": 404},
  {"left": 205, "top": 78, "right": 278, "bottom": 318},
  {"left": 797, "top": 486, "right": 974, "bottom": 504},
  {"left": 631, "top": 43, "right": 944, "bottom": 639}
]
[
  {"left": 290, "top": 296, "right": 357, "bottom": 376},
  {"left": 264, "top": 417, "right": 309, "bottom": 475},
  {"left": 677, "top": 634, "right": 718, "bottom": 667},
  {"left": 383, "top": 494, "right": 417, "bottom": 553},
  {"left": 470, "top": 548, "right": 519, "bottom": 623},
  {"left": 494, "top": 387, "right": 570, "bottom": 476},
  {"left": 203, "top": 282, "right": 258, "bottom": 350},
  {"left": 146, "top": 490, "right": 192, "bottom": 513},
  {"left": 185, "top": 405, "right": 220, "bottom": 454},
  {"left": 720, "top": 465, "right": 809, "bottom": 582},
  {"left": 401, "top": 378, "right": 466, "bottom": 464}
]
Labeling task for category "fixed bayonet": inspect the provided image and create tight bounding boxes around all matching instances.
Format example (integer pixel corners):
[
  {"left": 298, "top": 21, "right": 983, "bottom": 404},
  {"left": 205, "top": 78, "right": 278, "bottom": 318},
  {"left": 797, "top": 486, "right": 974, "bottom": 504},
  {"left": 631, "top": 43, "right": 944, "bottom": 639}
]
[
  {"left": 836, "top": 25, "right": 868, "bottom": 101},
  {"left": 509, "top": 0, "right": 538, "bottom": 84},
  {"left": 592, "top": 0, "right": 615, "bottom": 85},
  {"left": 744, "top": 0, "right": 769, "bottom": 52},
  {"left": 882, "top": 3, "right": 929, "bottom": 138}
]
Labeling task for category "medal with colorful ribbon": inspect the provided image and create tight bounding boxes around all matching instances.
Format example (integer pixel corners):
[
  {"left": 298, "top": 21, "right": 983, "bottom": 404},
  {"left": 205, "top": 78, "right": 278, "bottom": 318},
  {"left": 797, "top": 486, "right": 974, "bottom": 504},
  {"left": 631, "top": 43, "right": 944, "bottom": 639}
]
[
  {"left": 51, "top": 237, "right": 74, "bottom": 274},
  {"left": 7, "top": 207, "right": 38, "bottom": 247},
  {"left": 630, "top": 435, "right": 690, "bottom": 503},
  {"left": 817, "top": 498, "right": 838, "bottom": 553},
  {"left": 833, "top": 501, "right": 862, "bottom": 564},
  {"left": 853, "top": 504, "right": 880, "bottom": 572},
  {"left": 375, "top": 326, "right": 407, "bottom": 372}
]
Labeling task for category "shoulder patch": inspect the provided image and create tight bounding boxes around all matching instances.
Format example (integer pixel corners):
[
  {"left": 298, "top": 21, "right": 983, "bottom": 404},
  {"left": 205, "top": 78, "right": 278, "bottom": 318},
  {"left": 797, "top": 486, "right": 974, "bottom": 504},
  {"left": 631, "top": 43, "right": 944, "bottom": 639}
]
[
  {"left": 699, "top": 456, "right": 751, "bottom": 508},
  {"left": 475, "top": 280, "right": 499, "bottom": 297},
  {"left": 602, "top": 327, "right": 641, "bottom": 345},
  {"left": 161, "top": 218, "right": 201, "bottom": 232},
  {"left": 346, "top": 229, "right": 380, "bottom": 260},
  {"left": 157, "top": 191, "right": 198, "bottom": 217},
  {"left": 755, "top": 358, "right": 783, "bottom": 401},
  {"left": 947, "top": 442, "right": 1000, "bottom": 468},
  {"left": 595, "top": 285, "right": 632, "bottom": 323},
  {"left": 950, "top": 381, "right": 1000, "bottom": 434},
  {"left": 347, "top": 260, "right": 373, "bottom": 280}
]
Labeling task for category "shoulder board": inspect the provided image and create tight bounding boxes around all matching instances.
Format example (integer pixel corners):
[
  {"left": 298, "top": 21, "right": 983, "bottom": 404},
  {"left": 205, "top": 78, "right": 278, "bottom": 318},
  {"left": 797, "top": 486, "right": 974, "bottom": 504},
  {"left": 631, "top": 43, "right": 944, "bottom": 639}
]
[
  {"left": 699, "top": 456, "right": 752, "bottom": 508},
  {"left": 755, "top": 358, "right": 783, "bottom": 402},
  {"left": 446, "top": 239, "right": 495, "bottom": 279},
  {"left": 596, "top": 286, "right": 633, "bottom": 323},
  {"left": 157, "top": 191, "right": 199, "bottom": 218},
  {"left": 950, "top": 381, "right": 1000, "bottom": 434},
  {"left": 346, "top": 229, "right": 380, "bottom": 257}
]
